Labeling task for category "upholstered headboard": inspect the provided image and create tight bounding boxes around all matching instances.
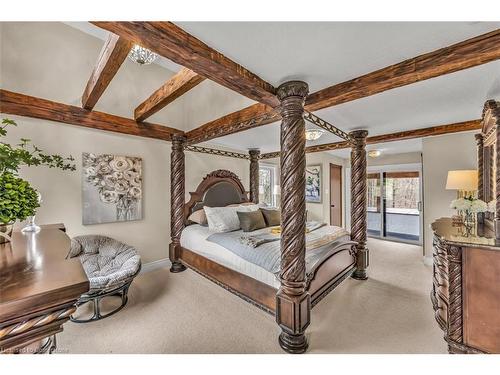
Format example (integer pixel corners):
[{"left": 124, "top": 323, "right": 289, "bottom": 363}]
[{"left": 184, "top": 170, "right": 249, "bottom": 223}]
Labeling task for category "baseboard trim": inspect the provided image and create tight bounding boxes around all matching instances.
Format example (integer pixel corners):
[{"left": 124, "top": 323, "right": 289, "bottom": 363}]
[
  {"left": 141, "top": 258, "right": 171, "bottom": 274},
  {"left": 423, "top": 255, "right": 433, "bottom": 266}
]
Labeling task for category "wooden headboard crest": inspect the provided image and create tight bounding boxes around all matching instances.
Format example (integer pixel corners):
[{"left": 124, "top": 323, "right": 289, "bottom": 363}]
[
  {"left": 184, "top": 169, "right": 249, "bottom": 222},
  {"left": 203, "top": 169, "right": 241, "bottom": 182},
  {"left": 481, "top": 100, "right": 500, "bottom": 135}
]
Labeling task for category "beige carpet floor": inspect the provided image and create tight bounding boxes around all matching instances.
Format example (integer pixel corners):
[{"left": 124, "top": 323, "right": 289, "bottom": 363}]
[{"left": 58, "top": 238, "right": 447, "bottom": 354}]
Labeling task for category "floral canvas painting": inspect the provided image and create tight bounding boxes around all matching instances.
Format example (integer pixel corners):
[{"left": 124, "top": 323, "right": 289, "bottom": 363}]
[
  {"left": 82, "top": 153, "right": 142, "bottom": 225},
  {"left": 305, "top": 164, "right": 322, "bottom": 203}
]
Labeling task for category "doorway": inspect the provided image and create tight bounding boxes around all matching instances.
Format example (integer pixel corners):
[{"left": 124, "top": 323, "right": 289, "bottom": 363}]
[
  {"left": 367, "top": 170, "right": 422, "bottom": 244},
  {"left": 329, "top": 163, "right": 342, "bottom": 226}
]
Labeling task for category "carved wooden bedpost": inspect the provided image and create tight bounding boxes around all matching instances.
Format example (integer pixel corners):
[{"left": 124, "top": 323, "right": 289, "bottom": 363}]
[
  {"left": 276, "top": 81, "right": 310, "bottom": 354},
  {"left": 169, "top": 134, "right": 187, "bottom": 273},
  {"left": 349, "top": 130, "right": 369, "bottom": 280},
  {"left": 249, "top": 149, "right": 260, "bottom": 204}
]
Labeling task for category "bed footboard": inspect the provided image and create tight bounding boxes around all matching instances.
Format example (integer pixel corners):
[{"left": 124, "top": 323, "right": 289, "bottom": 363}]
[{"left": 306, "top": 241, "right": 357, "bottom": 307}]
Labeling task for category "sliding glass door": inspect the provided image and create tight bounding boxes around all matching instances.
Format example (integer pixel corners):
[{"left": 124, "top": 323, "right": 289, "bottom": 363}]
[
  {"left": 367, "top": 173, "right": 382, "bottom": 237},
  {"left": 367, "top": 170, "right": 422, "bottom": 244}
]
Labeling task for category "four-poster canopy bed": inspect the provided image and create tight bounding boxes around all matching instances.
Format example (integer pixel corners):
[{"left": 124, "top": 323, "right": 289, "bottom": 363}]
[
  {"left": 169, "top": 81, "right": 369, "bottom": 354},
  {"left": 1, "top": 22, "right": 498, "bottom": 355}
]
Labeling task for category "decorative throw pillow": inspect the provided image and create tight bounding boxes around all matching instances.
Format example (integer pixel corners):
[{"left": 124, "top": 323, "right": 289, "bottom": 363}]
[
  {"left": 188, "top": 209, "right": 208, "bottom": 226},
  {"left": 240, "top": 204, "right": 260, "bottom": 212},
  {"left": 237, "top": 210, "right": 267, "bottom": 232},
  {"left": 204, "top": 206, "right": 241, "bottom": 233},
  {"left": 227, "top": 203, "right": 260, "bottom": 212},
  {"left": 260, "top": 208, "right": 281, "bottom": 227}
]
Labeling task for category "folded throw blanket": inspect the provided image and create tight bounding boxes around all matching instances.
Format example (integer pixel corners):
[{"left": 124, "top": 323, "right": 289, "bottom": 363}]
[
  {"left": 207, "top": 223, "right": 351, "bottom": 275},
  {"left": 240, "top": 232, "right": 280, "bottom": 248},
  {"left": 240, "top": 221, "right": 327, "bottom": 248}
]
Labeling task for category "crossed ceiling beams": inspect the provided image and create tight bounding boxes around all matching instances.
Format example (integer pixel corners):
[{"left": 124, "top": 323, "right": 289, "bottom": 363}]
[
  {"left": 185, "top": 28, "right": 500, "bottom": 145},
  {"left": 1, "top": 23, "right": 499, "bottom": 149}
]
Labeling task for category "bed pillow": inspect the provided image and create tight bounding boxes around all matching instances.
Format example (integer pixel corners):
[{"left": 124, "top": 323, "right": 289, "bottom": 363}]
[
  {"left": 204, "top": 206, "right": 241, "bottom": 233},
  {"left": 237, "top": 210, "right": 267, "bottom": 232},
  {"left": 239, "top": 203, "right": 260, "bottom": 212},
  {"left": 188, "top": 209, "right": 208, "bottom": 225},
  {"left": 227, "top": 203, "right": 260, "bottom": 212},
  {"left": 260, "top": 208, "right": 281, "bottom": 227}
]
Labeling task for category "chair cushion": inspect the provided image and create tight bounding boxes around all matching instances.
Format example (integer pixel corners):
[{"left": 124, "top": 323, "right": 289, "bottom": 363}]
[{"left": 71, "top": 235, "right": 141, "bottom": 291}]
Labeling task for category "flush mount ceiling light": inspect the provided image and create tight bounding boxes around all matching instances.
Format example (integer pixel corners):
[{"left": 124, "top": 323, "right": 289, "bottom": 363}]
[
  {"left": 368, "top": 150, "right": 382, "bottom": 158},
  {"left": 128, "top": 45, "right": 158, "bottom": 65},
  {"left": 305, "top": 128, "right": 325, "bottom": 141}
]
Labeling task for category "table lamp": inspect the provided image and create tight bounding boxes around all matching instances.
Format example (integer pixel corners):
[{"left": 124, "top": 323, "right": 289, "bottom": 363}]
[{"left": 445, "top": 170, "right": 478, "bottom": 199}]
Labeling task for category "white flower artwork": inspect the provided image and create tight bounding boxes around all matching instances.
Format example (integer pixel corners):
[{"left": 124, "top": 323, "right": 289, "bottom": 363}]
[{"left": 82, "top": 153, "right": 143, "bottom": 225}]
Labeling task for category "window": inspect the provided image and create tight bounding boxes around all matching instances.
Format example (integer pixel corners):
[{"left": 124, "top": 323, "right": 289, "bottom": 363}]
[{"left": 259, "top": 165, "right": 276, "bottom": 207}]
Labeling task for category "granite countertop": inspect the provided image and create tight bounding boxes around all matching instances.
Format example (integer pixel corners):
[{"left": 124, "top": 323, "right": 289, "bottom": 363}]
[{"left": 431, "top": 217, "right": 500, "bottom": 249}]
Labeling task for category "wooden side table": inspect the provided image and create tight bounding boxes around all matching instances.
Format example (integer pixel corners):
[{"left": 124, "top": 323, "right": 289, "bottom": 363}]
[{"left": 0, "top": 225, "right": 89, "bottom": 353}]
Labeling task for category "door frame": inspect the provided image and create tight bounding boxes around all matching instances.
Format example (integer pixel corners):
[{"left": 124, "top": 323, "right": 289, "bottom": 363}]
[
  {"left": 329, "top": 163, "right": 343, "bottom": 226},
  {"left": 366, "top": 163, "right": 423, "bottom": 246}
]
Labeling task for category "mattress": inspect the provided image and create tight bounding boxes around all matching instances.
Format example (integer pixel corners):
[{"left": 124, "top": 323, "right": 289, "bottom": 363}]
[{"left": 180, "top": 224, "right": 281, "bottom": 288}]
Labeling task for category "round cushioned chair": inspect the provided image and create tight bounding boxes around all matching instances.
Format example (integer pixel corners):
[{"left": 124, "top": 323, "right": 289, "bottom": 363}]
[{"left": 68, "top": 235, "right": 141, "bottom": 323}]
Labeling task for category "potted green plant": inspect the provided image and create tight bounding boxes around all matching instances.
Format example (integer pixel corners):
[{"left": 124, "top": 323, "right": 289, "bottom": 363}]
[{"left": 0, "top": 118, "right": 76, "bottom": 243}]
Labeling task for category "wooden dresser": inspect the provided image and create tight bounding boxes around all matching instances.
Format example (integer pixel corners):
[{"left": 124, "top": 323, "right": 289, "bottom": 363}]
[
  {"left": 0, "top": 225, "right": 89, "bottom": 353},
  {"left": 431, "top": 218, "right": 500, "bottom": 354}
]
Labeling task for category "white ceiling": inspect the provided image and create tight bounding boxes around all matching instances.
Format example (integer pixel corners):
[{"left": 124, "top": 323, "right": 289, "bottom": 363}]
[
  {"left": 203, "top": 60, "right": 500, "bottom": 154},
  {"left": 64, "top": 22, "right": 183, "bottom": 74},
  {"left": 177, "top": 22, "right": 500, "bottom": 92},
  {"left": 66, "top": 22, "right": 500, "bottom": 157}
]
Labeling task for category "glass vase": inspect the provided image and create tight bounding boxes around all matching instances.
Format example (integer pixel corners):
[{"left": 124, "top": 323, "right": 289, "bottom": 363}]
[{"left": 462, "top": 210, "right": 476, "bottom": 237}]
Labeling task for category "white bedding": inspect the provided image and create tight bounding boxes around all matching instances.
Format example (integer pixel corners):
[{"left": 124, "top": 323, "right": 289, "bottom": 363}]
[{"left": 180, "top": 224, "right": 281, "bottom": 288}]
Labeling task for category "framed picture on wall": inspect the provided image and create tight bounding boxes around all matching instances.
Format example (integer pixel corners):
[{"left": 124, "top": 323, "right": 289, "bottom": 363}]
[
  {"left": 82, "top": 153, "right": 143, "bottom": 225},
  {"left": 306, "top": 164, "right": 322, "bottom": 203}
]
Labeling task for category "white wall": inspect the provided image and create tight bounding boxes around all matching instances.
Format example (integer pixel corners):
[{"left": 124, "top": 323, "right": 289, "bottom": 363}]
[
  {"left": 0, "top": 22, "right": 250, "bottom": 264},
  {"left": 1, "top": 116, "right": 250, "bottom": 264},
  {"left": 305, "top": 153, "right": 347, "bottom": 225},
  {"left": 368, "top": 152, "right": 422, "bottom": 166},
  {"left": 264, "top": 152, "right": 347, "bottom": 225},
  {"left": 422, "top": 131, "right": 478, "bottom": 257}
]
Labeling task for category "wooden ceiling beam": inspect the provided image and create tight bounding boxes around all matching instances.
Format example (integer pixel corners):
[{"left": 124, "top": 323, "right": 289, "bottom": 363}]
[
  {"left": 186, "top": 103, "right": 280, "bottom": 145},
  {"left": 305, "top": 29, "right": 500, "bottom": 112},
  {"left": 260, "top": 119, "right": 482, "bottom": 158},
  {"left": 82, "top": 34, "right": 133, "bottom": 110},
  {"left": 1, "top": 89, "right": 183, "bottom": 141},
  {"left": 135, "top": 68, "right": 205, "bottom": 122},
  {"left": 186, "top": 29, "right": 500, "bottom": 145},
  {"left": 92, "top": 22, "right": 279, "bottom": 107}
]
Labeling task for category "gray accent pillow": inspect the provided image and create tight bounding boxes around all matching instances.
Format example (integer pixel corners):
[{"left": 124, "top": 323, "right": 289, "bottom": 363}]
[
  {"left": 260, "top": 208, "right": 280, "bottom": 227},
  {"left": 237, "top": 210, "right": 267, "bottom": 232}
]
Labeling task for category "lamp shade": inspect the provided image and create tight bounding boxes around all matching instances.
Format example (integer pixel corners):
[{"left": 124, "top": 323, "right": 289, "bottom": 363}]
[
  {"left": 445, "top": 170, "right": 478, "bottom": 191},
  {"left": 273, "top": 185, "right": 281, "bottom": 195}
]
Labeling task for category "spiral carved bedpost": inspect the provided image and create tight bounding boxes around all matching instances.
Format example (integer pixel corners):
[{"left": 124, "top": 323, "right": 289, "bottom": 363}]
[
  {"left": 349, "top": 130, "right": 369, "bottom": 280},
  {"left": 169, "top": 134, "right": 187, "bottom": 273},
  {"left": 275, "top": 81, "right": 310, "bottom": 354},
  {"left": 249, "top": 149, "right": 260, "bottom": 204}
]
